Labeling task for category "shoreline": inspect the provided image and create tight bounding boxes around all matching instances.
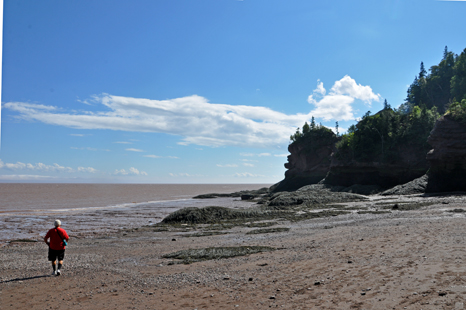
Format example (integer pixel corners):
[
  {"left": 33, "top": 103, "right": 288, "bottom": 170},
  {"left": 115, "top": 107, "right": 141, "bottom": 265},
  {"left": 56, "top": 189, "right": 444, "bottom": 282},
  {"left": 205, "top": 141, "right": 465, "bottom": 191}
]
[
  {"left": 2, "top": 193, "right": 466, "bottom": 309},
  {"left": 0, "top": 196, "right": 260, "bottom": 246}
]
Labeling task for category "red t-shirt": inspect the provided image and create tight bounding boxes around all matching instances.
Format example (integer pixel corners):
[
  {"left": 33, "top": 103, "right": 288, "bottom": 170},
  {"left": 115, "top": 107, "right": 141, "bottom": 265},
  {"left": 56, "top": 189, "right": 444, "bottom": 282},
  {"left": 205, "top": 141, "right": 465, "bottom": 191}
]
[{"left": 45, "top": 227, "right": 69, "bottom": 250}]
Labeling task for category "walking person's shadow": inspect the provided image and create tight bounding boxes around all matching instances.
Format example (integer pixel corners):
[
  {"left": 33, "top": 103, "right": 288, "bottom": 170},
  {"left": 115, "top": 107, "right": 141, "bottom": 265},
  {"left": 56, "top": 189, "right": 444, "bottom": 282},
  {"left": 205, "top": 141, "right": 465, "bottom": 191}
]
[{"left": 0, "top": 274, "right": 51, "bottom": 283}]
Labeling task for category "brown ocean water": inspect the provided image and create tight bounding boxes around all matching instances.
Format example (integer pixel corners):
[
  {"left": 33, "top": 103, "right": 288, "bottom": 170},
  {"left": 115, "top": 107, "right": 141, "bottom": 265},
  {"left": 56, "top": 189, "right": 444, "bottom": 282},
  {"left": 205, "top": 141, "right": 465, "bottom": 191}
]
[{"left": 0, "top": 183, "right": 271, "bottom": 244}]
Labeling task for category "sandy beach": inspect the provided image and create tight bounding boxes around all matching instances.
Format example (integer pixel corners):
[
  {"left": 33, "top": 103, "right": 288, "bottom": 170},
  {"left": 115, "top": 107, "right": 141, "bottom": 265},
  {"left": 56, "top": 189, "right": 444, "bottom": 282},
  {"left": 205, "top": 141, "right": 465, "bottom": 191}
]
[{"left": 1, "top": 194, "right": 466, "bottom": 310}]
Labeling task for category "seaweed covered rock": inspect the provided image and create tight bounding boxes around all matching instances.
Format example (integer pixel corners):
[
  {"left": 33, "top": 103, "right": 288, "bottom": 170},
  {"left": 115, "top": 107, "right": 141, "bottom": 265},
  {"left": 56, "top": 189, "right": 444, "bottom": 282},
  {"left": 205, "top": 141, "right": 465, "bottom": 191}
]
[
  {"left": 381, "top": 174, "right": 428, "bottom": 195},
  {"left": 162, "top": 246, "right": 276, "bottom": 263},
  {"left": 161, "top": 206, "right": 257, "bottom": 224},
  {"left": 426, "top": 115, "right": 466, "bottom": 192},
  {"left": 268, "top": 184, "right": 367, "bottom": 207},
  {"left": 194, "top": 187, "right": 269, "bottom": 199}
]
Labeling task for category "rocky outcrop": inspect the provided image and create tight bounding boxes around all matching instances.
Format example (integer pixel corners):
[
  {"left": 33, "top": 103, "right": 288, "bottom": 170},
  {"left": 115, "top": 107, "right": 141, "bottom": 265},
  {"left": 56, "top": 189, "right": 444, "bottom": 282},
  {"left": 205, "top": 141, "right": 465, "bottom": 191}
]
[
  {"left": 324, "top": 158, "right": 428, "bottom": 189},
  {"left": 426, "top": 115, "right": 466, "bottom": 192},
  {"left": 324, "top": 139, "right": 429, "bottom": 189},
  {"left": 271, "top": 135, "right": 337, "bottom": 192},
  {"left": 268, "top": 184, "right": 367, "bottom": 207},
  {"left": 381, "top": 174, "right": 428, "bottom": 195}
]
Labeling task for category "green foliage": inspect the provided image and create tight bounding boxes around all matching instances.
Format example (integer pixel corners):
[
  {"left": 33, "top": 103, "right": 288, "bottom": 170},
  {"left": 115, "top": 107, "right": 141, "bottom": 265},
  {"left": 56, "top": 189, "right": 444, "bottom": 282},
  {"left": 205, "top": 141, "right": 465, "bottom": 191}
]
[
  {"left": 451, "top": 48, "right": 466, "bottom": 102},
  {"left": 290, "top": 117, "right": 336, "bottom": 144},
  {"left": 335, "top": 106, "right": 440, "bottom": 163},
  {"left": 446, "top": 99, "right": 466, "bottom": 122},
  {"left": 406, "top": 46, "right": 466, "bottom": 113}
]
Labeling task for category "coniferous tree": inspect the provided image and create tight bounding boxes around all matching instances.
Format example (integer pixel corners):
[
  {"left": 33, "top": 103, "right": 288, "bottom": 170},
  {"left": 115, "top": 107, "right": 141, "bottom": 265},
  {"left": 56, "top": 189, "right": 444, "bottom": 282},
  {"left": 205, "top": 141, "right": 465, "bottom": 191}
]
[{"left": 451, "top": 48, "right": 466, "bottom": 102}]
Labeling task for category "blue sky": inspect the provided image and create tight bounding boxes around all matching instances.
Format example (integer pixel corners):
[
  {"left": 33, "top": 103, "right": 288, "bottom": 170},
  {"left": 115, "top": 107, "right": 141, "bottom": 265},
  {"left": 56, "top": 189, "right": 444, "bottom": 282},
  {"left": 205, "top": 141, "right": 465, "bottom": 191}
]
[{"left": 1, "top": 0, "right": 466, "bottom": 184}]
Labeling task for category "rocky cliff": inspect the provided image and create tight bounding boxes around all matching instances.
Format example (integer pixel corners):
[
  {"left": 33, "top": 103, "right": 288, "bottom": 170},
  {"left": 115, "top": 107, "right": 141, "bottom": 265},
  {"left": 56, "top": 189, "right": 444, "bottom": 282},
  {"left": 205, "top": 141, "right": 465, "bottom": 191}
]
[
  {"left": 426, "top": 115, "right": 466, "bottom": 192},
  {"left": 271, "top": 131, "right": 337, "bottom": 192},
  {"left": 324, "top": 145, "right": 429, "bottom": 189}
]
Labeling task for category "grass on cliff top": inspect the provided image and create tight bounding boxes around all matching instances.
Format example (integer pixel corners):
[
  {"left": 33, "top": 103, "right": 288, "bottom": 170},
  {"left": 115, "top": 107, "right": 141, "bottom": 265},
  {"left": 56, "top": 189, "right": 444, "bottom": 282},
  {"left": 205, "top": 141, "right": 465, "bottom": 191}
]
[{"left": 162, "top": 246, "right": 276, "bottom": 264}]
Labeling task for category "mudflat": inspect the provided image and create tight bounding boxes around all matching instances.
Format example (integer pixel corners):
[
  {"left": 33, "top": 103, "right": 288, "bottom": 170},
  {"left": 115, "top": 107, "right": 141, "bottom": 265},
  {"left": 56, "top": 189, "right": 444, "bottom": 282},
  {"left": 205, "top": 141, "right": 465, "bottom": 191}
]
[{"left": 1, "top": 194, "right": 466, "bottom": 310}]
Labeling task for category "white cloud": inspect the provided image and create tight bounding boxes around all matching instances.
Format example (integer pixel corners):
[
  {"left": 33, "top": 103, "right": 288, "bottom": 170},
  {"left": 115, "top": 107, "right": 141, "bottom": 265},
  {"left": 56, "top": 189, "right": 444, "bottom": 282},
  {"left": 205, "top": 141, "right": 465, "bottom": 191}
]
[
  {"left": 4, "top": 95, "right": 313, "bottom": 149},
  {"left": 129, "top": 167, "right": 148, "bottom": 175},
  {"left": 114, "top": 141, "right": 132, "bottom": 144},
  {"left": 126, "top": 148, "right": 144, "bottom": 152},
  {"left": 70, "top": 134, "right": 85, "bottom": 137},
  {"left": 243, "top": 163, "right": 254, "bottom": 167},
  {"left": 5, "top": 79, "right": 380, "bottom": 148},
  {"left": 114, "top": 167, "right": 147, "bottom": 176},
  {"left": 5, "top": 162, "right": 27, "bottom": 169},
  {"left": 143, "top": 155, "right": 178, "bottom": 159},
  {"left": 274, "top": 154, "right": 289, "bottom": 157},
  {"left": 0, "top": 159, "right": 98, "bottom": 174},
  {"left": 307, "top": 75, "right": 381, "bottom": 121},
  {"left": 77, "top": 167, "right": 98, "bottom": 173},
  {"left": 217, "top": 164, "right": 238, "bottom": 168},
  {"left": 330, "top": 75, "right": 380, "bottom": 103},
  {"left": 169, "top": 173, "right": 197, "bottom": 177},
  {"left": 234, "top": 172, "right": 265, "bottom": 178}
]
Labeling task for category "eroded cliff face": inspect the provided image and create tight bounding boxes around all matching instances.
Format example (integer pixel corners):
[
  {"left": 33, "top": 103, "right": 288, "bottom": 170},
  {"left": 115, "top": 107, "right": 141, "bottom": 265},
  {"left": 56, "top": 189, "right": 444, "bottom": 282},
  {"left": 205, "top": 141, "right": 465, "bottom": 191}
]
[
  {"left": 272, "top": 135, "right": 337, "bottom": 192},
  {"left": 426, "top": 115, "right": 466, "bottom": 192},
  {"left": 324, "top": 144, "right": 429, "bottom": 188}
]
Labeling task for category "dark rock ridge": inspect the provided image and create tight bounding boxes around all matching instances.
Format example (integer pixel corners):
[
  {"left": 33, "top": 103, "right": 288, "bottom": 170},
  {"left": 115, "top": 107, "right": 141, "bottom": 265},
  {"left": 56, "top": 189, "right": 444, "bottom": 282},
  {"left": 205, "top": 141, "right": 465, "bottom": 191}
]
[
  {"left": 193, "top": 188, "right": 269, "bottom": 199},
  {"left": 268, "top": 184, "right": 367, "bottom": 206},
  {"left": 426, "top": 115, "right": 466, "bottom": 192},
  {"left": 272, "top": 134, "right": 337, "bottom": 192}
]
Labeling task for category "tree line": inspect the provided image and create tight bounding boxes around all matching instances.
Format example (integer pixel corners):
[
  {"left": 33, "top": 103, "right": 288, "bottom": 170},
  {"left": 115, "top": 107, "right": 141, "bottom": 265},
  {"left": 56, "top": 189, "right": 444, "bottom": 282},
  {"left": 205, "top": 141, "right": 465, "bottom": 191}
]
[{"left": 290, "top": 46, "right": 466, "bottom": 164}]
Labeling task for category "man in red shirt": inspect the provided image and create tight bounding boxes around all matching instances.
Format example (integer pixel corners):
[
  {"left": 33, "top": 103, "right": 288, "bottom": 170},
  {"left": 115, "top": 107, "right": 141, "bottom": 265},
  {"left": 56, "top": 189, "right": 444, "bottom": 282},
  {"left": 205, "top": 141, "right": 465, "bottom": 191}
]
[{"left": 44, "top": 219, "right": 69, "bottom": 276}]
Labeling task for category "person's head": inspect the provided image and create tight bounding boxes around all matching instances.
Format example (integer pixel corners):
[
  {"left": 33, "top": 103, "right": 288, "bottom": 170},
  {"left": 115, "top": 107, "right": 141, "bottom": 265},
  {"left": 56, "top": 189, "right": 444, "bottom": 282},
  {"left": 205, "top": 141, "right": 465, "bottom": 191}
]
[{"left": 54, "top": 219, "right": 61, "bottom": 227}]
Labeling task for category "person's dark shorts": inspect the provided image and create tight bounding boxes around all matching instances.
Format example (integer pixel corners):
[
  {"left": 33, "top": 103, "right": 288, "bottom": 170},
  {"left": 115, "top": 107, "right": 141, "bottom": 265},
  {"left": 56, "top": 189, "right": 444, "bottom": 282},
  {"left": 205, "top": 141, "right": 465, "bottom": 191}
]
[{"left": 48, "top": 248, "right": 65, "bottom": 261}]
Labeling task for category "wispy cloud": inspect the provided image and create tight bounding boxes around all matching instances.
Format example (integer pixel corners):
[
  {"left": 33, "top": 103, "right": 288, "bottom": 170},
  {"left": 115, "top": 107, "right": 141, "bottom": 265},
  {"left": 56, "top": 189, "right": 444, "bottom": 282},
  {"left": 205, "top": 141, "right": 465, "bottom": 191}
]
[
  {"left": 125, "top": 148, "right": 144, "bottom": 152},
  {"left": 0, "top": 159, "right": 97, "bottom": 173},
  {"left": 216, "top": 164, "right": 239, "bottom": 168},
  {"left": 169, "top": 172, "right": 202, "bottom": 177},
  {"left": 243, "top": 163, "right": 254, "bottom": 167},
  {"left": 114, "top": 167, "right": 148, "bottom": 175},
  {"left": 5, "top": 77, "right": 379, "bottom": 149},
  {"left": 77, "top": 167, "right": 98, "bottom": 173},
  {"left": 308, "top": 75, "right": 381, "bottom": 121},
  {"left": 234, "top": 172, "right": 265, "bottom": 178},
  {"left": 114, "top": 141, "right": 132, "bottom": 144},
  {"left": 143, "top": 155, "right": 179, "bottom": 159}
]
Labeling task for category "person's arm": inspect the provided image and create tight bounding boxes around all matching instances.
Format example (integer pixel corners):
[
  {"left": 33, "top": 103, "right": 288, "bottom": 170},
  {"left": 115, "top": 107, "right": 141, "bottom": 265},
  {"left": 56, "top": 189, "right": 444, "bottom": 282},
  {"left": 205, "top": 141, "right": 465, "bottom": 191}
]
[
  {"left": 44, "top": 235, "right": 50, "bottom": 246},
  {"left": 63, "top": 229, "right": 70, "bottom": 242}
]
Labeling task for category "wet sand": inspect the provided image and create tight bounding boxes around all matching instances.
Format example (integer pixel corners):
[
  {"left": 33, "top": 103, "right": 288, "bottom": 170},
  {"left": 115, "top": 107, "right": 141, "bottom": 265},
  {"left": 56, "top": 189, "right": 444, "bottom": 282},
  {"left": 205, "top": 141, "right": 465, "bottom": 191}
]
[{"left": 1, "top": 195, "right": 466, "bottom": 309}]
